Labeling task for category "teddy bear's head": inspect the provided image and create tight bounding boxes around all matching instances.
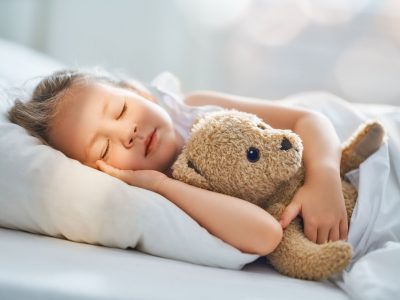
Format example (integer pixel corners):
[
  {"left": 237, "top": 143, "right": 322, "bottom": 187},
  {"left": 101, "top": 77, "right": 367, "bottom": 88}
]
[{"left": 172, "top": 110, "right": 304, "bottom": 205}]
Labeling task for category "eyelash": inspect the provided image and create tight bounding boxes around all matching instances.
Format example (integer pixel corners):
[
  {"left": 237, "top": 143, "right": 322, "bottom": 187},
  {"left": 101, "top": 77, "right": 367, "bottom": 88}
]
[
  {"left": 117, "top": 102, "right": 127, "bottom": 119},
  {"left": 102, "top": 102, "right": 126, "bottom": 160}
]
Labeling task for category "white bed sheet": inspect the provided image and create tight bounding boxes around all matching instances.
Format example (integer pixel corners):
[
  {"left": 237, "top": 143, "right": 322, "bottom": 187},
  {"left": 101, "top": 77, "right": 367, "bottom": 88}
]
[{"left": 0, "top": 228, "right": 348, "bottom": 300}]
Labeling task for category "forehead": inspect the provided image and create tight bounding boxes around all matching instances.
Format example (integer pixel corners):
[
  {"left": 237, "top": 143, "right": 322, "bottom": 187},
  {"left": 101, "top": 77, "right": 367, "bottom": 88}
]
[
  {"left": 54, "top": 81, "right": 131, "bottom": 124},
  {"left": 60, "top": 81, "right": 122, "bottom": 106}
]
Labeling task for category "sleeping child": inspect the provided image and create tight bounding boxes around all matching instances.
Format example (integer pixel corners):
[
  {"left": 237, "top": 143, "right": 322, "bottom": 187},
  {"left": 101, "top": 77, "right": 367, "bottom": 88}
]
[{"left": 8, "top": 68, "right": 349, "bottom": 255}]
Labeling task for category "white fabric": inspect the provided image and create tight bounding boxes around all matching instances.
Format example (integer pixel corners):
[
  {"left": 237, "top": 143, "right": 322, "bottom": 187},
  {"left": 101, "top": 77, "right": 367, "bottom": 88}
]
[
  {"left": 0, "top": 39, "right": 259, "bottom": 270},
  {"left": 340, "top": 242, "right": 400, "bottom": 300},
  {"left": 282, "top": 92, "right": 400, "bottom": 300},
  {"left": 0, "top": 39, "right": 63, "bottom": 88},
  {"left": 0, "top": 227, "right": 349, "bottom": 300},
  {"left": 151, "top": 71, "right": 223, "bottom": 142}
]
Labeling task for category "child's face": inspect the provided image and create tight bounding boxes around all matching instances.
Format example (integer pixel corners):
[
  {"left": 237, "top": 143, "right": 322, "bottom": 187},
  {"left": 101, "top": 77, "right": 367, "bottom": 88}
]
[{"left": 48, "top": 82, "right": 183, "bottom": 173}]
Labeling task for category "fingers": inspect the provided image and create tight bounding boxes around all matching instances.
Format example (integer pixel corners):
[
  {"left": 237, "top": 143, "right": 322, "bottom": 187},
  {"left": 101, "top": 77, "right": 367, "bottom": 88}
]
[
  {"left": 97, "top": 160, "right": 117, "bottom": 175},
  {"left": 305, "top": 220, "right": 347, "bottom": 244},
  {"left": 279, "top": 200, "right": 301, "bottom": 228},
  {"left": 305, "top": 224, "right": 334, "bottom": 244},
  {"left": 97, "top": 160, "right": 139, "bottom": 187},
  {"left": 339, "top": 219, "right": 349, "bottom": 241},
  {"left": 304, "top": 218, "right": 337, "bottom": 244},
  {"left": 317, "top": 227, "right": 330, "bottom": 244},
  {"left": 96, "top": 160, "right": 128, "bottom": 182},
  {"left": 328, "top": 225, "right": 340, "bottom": 242},
  {"left": 304, "top": 222, "right": 317, "bottom": 243}
]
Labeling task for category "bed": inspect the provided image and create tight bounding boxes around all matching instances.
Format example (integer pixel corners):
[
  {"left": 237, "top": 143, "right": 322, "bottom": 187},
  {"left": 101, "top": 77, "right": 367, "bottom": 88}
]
[
  {"left": 1, "top": 38, "right": 399, "bottom": 300},
  {"left": 0, "top": 227, "right": 348, "bottom": 300}
]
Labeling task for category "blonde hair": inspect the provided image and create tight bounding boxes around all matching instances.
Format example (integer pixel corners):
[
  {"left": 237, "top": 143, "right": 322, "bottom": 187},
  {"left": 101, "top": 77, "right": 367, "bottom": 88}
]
[{"left": 8, "top": 68, "right": 150, "bottom": 144}]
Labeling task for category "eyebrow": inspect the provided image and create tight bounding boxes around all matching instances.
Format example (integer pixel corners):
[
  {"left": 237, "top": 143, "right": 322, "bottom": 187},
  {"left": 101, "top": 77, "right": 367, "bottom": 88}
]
[{"left": 85, "top": 98, "right": 109, "bottom": 161}]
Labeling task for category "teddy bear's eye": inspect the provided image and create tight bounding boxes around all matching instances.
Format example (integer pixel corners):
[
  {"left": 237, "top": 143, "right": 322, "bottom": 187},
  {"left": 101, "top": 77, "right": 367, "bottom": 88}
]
[
  {"left": 246, "top": 147, "right": 260, "bottom": 162},
  {"left": 257, "top": 124, "right": 266, "bottom": 130}
]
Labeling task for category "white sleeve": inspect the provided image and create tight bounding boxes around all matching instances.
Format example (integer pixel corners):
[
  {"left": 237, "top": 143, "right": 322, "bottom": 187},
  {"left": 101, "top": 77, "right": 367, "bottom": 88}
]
[{"left": 151, "top": 72, "right": 224, "bottom": 141}]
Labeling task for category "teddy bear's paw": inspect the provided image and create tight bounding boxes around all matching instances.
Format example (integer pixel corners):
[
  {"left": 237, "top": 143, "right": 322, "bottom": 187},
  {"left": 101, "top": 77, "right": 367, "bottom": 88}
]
[
  {"left": 341, "top": 121, "right": 385, "bottom": 175},
  {"left": 352, "top": 121, "right": 385, "bottom": 158},
  {"left": 311, "top": 241, "right": 353, "bottom": 280},
  {"left": 268, "top": 240, "right": 352, "bottom": 281}
]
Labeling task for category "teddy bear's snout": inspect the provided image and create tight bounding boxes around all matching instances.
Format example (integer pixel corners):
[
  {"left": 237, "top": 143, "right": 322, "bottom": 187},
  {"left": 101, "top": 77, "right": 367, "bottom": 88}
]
[{"left": 280, "top": 137, "right": 292, "bottom": 151}]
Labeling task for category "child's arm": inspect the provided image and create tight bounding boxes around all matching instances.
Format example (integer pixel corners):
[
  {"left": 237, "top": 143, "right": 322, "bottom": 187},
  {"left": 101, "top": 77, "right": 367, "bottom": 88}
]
[
  {"left": 184, "top": 91, "right": 348, "bottom": 244},
  {"left": 96, "top": 161, "right": 283, "bottom": 255}
]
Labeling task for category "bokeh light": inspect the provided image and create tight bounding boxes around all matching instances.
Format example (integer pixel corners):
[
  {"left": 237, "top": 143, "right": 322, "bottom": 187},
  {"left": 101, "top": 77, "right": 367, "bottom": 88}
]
[
  {"left": 376, "top": 0, "right": 400, "bottom": 45},
  {"left": 241, "top": 0, "right": 310, "bottom": 47},
  {"left": 304, "top": 0, "right": 370, "bottom": 25},
  {"left": 334, "top": 37, "right": 400, "bottom": 103},
  {"left": 174, "top": 0, "right": 250, "bottom": 30}
]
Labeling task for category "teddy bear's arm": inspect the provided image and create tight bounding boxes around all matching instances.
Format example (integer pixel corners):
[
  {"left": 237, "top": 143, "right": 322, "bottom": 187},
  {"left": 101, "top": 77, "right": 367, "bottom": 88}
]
[
  {"left": 267, "top": 218, "right": 352, "bottom": 280},
  {"left": 265, "top": 202, "right": 352, "bottom": 280},
  {"left": 341, "top": 121, "right": 385, "bottom": 176}
]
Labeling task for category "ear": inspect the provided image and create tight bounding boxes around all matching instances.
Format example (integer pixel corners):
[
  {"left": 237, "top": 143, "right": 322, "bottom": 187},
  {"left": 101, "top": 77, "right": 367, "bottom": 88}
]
[{"left": 171, "top": 152, "right": 211, "bottom": 190}]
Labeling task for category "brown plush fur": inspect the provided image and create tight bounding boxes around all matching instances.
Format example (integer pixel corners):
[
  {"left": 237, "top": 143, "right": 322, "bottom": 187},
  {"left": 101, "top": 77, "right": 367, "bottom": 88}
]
[{"left": 172, "top": 110, "right": 385, "bottom": 280}]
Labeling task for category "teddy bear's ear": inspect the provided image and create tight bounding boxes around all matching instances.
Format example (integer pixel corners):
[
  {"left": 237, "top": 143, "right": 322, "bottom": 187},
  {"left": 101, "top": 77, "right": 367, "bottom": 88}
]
[
  {"left": 191, "top": 109, "right": 240, "bottom": 129},
  {"left": 171, "top": 152, "right": 211, "bottom": 190}
]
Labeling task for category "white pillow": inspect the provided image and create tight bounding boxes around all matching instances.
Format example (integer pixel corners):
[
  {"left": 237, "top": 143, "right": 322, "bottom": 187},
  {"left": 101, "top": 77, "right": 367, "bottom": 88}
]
[{"left": 0, "top": 39, "right": 258, "bottom": 269}]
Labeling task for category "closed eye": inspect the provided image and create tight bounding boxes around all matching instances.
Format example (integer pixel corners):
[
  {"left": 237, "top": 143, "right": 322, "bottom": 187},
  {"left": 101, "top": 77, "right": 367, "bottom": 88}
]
[
  {"left": 117, "top": 102, "right": 127, "bottom": 119},
  {"left": 101, "top": 139, "right": 110, "bottom": 160}
]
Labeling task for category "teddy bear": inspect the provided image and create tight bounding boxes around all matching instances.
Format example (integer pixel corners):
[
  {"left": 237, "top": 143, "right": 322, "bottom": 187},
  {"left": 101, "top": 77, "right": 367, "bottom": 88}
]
[{"left": 172, "top": 109, "right": 385, "bottom": 280}]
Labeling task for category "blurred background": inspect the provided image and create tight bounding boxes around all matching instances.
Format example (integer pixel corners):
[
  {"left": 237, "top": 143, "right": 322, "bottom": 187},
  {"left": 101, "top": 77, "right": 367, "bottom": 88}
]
[{"left": 0, "top": 0, "right": 399, "bottom": 105}]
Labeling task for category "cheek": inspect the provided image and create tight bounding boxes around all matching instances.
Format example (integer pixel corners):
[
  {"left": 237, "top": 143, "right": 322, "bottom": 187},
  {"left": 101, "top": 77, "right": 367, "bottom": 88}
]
[{"left": 108, "top": 147, "right": 137, "bottom": 170}]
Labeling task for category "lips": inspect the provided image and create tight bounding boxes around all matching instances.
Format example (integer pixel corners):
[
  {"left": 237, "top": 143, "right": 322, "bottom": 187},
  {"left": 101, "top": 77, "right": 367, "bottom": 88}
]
[{"left": 145, "top": 129, "right": 157, "bottom": 157}]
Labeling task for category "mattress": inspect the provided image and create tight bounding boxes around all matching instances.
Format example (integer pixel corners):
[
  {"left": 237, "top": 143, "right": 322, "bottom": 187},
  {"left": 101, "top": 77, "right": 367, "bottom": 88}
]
[{"left": 0, "top": 228, "right": 348, "bottom": 300}]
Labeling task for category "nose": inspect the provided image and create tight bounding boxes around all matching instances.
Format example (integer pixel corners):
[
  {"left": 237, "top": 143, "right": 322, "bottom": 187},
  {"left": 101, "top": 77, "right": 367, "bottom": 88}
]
[
  {"left": 280, "top": 137, "right": 292, "bottom": 151},
  {"left": 122, "top": 124, "right": 137, "bottom": 148}
]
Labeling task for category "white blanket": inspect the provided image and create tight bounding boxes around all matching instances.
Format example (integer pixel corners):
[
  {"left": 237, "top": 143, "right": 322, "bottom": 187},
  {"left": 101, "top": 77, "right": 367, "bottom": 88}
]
[{"left": 283, "top": 93, "right": 400, "bottom": 300}]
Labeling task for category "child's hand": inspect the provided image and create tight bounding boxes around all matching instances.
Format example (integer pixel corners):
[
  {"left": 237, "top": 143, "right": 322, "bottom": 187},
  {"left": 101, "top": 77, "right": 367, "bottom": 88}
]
[
  {"left": 279, "top": 170, "right": 348, "bottom": 244},
  {"left": 96, "top": 160, "right": 168, "bottom": 192}
]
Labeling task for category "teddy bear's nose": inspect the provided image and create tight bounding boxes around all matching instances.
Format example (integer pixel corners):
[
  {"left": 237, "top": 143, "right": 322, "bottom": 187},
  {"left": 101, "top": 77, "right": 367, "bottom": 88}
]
[{"left": 280, "top": 137, "right": 292, "bottom": 151}]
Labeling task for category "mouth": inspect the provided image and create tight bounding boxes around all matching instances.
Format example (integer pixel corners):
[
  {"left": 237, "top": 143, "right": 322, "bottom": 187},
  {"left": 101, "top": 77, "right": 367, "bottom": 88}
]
[{"left": 145, "top": 129, "right": 157, "bottom": 157}]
